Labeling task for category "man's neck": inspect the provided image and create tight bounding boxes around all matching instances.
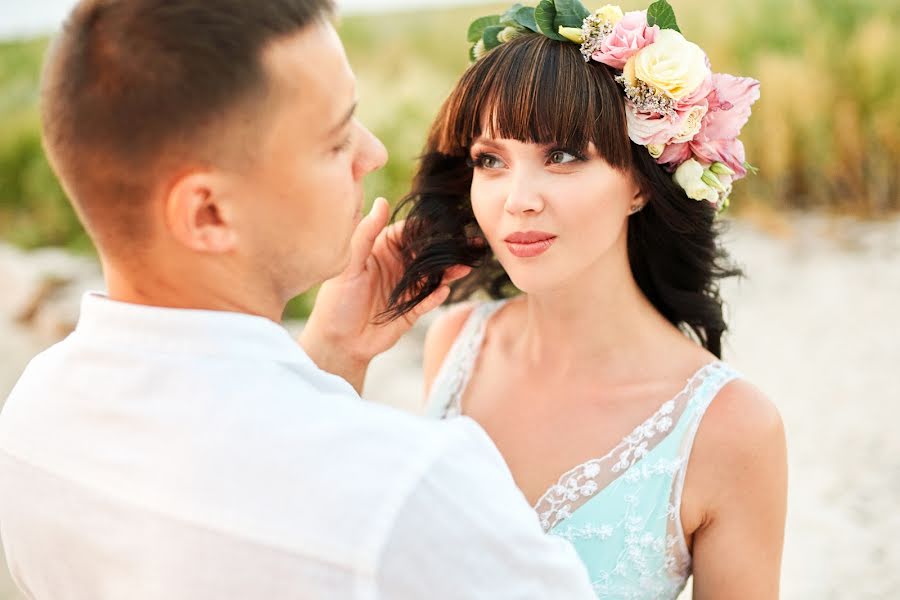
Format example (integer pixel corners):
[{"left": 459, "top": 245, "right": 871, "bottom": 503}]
[{"left": 102, "top": 257, "right": 286, "bottom": 323}]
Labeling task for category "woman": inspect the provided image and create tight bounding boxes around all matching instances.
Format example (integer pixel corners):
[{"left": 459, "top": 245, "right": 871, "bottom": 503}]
[{"left": 386, "top": 2, "right": 787, "bottom": 598}]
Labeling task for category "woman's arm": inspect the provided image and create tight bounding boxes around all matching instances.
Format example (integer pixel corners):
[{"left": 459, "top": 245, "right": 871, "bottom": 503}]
[{"left": 689, "top": 380, "right": 788, "bottom": 599}]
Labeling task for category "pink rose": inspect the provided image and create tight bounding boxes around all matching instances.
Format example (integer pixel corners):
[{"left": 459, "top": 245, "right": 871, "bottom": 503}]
[
  {"left": 625, "top": 103, "right": 682, "bottom": 146},
  {"left": 592, "top": 10, "right": 659, "bottom": 70},
  {"left": 675, "top": 70, "right": 713, "bottom": 110},
  {"left": 683, "top": 73, "right": 759, "bottom": 177},
  {"left": 627, "top": 97, "right": 709, "bottom": 148},
  {"left": 699, "top": 73, "right": 760, "bottom": 141},
  {"left": 656, "top": 142, "right": 692, "bottom": 171},
  {"left": 690, "top": 138, "right": 747, "bottom": 177}
]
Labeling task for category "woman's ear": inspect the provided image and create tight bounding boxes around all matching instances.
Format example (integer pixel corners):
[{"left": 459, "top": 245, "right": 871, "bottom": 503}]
[
  {"left": 629, "top": 180, "right": 648, "bottom": 215},
  {"left": 164, "top": 171, "right": 238, "bottom": 253}
]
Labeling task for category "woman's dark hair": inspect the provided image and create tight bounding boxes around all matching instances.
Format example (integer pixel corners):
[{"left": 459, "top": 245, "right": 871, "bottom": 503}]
[{"left": 386, "top": 33, "right": 741, "bottom": 356}]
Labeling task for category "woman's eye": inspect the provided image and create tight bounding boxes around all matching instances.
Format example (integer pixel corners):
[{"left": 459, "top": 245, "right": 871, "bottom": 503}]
[
  {"left": 472, "top": 153, "right": 506, "bottom": 169},
  {"left": 548, "top": 150, "right": 579, "bottom": 165}
]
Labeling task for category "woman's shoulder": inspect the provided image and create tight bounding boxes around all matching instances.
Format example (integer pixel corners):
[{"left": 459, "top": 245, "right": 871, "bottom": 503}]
[
  {"left": 422, "top": 298, "right": 517, "bottom": 394},
  {"left": 702, "top": 376, "right": 784, "bottom": 455},
  {"left": 690, "top": 375, "right": 787, "bottom": 510},
  {"left": 424, "top": 302, "right": 478, "bottom": 357},
  {"left": 424, "top": 299, "right": 513, "bottom": 353}
]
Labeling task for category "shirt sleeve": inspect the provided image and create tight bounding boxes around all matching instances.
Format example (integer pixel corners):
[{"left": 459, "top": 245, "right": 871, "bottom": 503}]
[{"left": 375, "top": 417, "right": 596, "bottom": 599}]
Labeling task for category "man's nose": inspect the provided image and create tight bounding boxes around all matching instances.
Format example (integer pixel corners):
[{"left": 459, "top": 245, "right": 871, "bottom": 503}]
[{"left": 354, "top": 124, "right": 388, "bottom": 179}]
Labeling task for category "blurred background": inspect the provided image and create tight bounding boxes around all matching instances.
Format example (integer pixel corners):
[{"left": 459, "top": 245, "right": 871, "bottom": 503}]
[{"left": 1, "top": 0, "right": 898, "bottom": 598}]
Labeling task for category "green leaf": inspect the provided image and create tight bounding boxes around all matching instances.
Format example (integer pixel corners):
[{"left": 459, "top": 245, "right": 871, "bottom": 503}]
[
  {"left": 554, "top": 0, "right": 591, "bottom": 29},
  {"left": 535, "top": 0, "right": 566, "bottom": 41},
  {"left": 499, "top": 3, "right": 525, "bottom": 26},
  {"left": 743, "top": 161, "right": 760, "bottom": 175},
  {"left": 467, "top": 15, "right": 501, "bottom": 43},
  {"left": 512, "top": 6, "right": 539, "bottom": 33},
  {"left": 646, "top": 0, "right": 681, "bottom": 33},
  {"left": 482, "top": 25, "right": 506, "bottom": 51}
]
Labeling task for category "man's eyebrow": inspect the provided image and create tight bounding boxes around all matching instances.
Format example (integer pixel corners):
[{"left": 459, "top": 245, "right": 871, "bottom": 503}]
[{"left": 327, "top": 101, "right": 357, "bottom": 137}]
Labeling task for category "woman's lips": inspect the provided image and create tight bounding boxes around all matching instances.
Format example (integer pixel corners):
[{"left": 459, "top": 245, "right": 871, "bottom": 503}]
[{"left": 503, "top": 231, "right": 557, "bottom": 258}]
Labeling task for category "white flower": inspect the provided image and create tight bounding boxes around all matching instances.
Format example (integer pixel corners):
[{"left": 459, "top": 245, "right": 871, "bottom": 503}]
[
  {"left": 633, "top": 29, "right": 710, "bottom": 100},
  {"left": 674, "top": 158, "right": 718, "bottom": 203}
]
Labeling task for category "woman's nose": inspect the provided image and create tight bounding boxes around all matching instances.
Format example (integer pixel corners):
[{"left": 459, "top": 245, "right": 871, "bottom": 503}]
[{"left": 504, "top": 175, "right": 545, "bottom": 215}]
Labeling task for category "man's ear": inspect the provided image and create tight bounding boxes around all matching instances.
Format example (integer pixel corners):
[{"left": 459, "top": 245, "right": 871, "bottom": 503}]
[{"left": 164, "top": 171, "right": 238, "bottom": 253}]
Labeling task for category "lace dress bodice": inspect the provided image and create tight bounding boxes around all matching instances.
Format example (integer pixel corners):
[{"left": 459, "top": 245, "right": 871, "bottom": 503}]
[{"left": 425, "top": 300, "right": 741, "bottom": 599}]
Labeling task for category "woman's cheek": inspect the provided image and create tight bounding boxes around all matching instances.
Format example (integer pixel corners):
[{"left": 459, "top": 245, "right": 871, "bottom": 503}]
[{"left": 470, "top": 183, "right": 502, "bottom": 239}]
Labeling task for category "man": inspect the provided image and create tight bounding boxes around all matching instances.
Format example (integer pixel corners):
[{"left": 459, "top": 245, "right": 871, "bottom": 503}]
[{"left": 0, "top": 0, "right": 595, "bottom": 598}]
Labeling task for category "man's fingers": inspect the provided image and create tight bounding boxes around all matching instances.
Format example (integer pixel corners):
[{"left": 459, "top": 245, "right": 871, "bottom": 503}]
[
  {"left": 411, "top": 285, "right": 451, "bottom": 320},
  {"left": 442, "top": 265, "right": 472, "bottom": 284},
  {"left": 348, "top": 197, "right": 390, "bottom": 275}
]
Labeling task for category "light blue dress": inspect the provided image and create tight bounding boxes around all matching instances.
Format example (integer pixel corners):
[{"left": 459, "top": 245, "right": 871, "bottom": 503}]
[{"left": 425, "top": 301, "right": 741, "bottom": 599}]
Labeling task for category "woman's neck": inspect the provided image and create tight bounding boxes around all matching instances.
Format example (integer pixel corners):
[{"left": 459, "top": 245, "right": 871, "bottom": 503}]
[{"left": 513, "top": 259, "right": 687, "bottom": 375}]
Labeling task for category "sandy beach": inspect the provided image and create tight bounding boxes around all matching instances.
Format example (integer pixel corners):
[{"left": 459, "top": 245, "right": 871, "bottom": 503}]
[{"left": 1, "top": 214, "right": 898, "bottom": 599}]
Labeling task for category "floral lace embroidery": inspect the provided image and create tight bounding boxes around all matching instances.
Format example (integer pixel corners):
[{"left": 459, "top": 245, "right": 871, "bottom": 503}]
[{"left": 532, "top": 363, "right": 727, "bottom": 532}]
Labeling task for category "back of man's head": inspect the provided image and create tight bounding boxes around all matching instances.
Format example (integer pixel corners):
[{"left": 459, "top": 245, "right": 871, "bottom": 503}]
[{"left": 41, "top": 0, "right": 334, "bottom": 251}]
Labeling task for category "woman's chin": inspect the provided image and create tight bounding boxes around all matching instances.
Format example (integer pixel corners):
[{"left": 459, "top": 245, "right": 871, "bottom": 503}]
[{"left": 505, "top": 269, "right": 566, "bottom": 296}]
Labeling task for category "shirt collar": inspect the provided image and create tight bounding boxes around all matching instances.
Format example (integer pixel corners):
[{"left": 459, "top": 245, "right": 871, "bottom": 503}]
[{"left": 72, "top": 292, "right": 314, "bottom": 366}]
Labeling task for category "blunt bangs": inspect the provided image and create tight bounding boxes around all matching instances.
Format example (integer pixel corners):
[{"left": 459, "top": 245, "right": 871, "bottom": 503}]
[{"left": 432, "top": 33, "right": 632, "bottom": 169}]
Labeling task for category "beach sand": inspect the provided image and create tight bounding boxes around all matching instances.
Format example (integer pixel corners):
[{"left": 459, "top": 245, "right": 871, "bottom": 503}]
[{"left": 1, "top": 215, "right": 898, "bottom": 599}]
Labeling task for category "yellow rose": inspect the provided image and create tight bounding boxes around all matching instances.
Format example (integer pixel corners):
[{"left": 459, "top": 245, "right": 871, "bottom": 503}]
[
  {"left": 647, "top": 144, "right": 665, "bottom": 159},
  {"left": 593, "top": 5, "right": 624, "bottom": 25},
  {"left": 633, "top": 30, "right": 709, "bottom": 100}
]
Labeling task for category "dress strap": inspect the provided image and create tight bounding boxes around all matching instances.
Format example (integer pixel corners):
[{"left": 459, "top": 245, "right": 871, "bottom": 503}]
[
  {"left": 667, "top": 361, "right": 742, "bottom": 556},
  {"left": 424, "top": 300, "right": 507, "bottom": 418}
]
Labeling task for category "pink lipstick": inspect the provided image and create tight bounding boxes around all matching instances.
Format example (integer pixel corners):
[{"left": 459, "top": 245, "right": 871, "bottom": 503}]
[{"left": 504, "top": 231, "right": 557, "bottom": 258}]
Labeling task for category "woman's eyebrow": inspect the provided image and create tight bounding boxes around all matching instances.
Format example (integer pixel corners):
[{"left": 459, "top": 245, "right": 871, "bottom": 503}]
[{"left": 471, "top": 137, "right": 504, "bottom": 149}]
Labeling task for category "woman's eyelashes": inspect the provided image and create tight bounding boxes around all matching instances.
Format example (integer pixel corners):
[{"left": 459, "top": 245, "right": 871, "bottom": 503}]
[
  {"left": 468, "top": 148, "right": 586, "bottom": 170},
  {"left": 469, "top": 152, "right": 506, "bottom": 169},
  {"left": 547, "top": 149, "right": 586, "bottom": 165}
]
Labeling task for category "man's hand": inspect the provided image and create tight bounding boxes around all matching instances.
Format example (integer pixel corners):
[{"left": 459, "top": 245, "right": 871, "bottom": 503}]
[{"left": 299, "top": 198, "right": 469, "bottom": 393}]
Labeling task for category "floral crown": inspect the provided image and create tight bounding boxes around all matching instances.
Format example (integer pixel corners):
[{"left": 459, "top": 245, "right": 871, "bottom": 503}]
[{"left": 467, "top": 0, "right": 760, "bottom": 211}]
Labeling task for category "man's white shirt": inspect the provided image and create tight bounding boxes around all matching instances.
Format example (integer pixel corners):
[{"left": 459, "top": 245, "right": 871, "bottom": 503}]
[{"left": 0, "top": 293, "right": 593, "bottom": 599}]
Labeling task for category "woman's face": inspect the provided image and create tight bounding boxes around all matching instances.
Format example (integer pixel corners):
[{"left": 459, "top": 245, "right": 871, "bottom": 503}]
[{"left": 469, "top": 135, "right": 642, "bottom": 294}]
